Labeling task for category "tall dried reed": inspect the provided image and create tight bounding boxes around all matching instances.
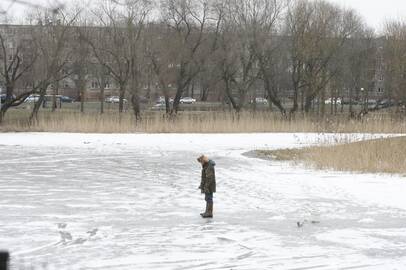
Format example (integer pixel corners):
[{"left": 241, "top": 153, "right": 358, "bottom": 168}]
[
  {"left": 256, "top": 136, "right": 406, "bottom": 174},
  {"left": 1, "top": 111, "right": 406, "bottom": 134}
]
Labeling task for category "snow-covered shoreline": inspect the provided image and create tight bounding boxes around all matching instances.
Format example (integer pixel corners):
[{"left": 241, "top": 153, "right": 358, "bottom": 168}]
[{"left": 0, "top": 131, "right": 398, "bottom": 149}]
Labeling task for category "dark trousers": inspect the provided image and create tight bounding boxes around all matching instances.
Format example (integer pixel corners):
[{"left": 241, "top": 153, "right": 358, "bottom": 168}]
[{"left": 205, "top": 193, "right": 213, "bottom": 203}]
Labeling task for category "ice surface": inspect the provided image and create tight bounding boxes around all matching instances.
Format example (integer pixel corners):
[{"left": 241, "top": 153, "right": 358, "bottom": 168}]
[{"left": 0, "top": 133, "right": 405, "bottom": 269}]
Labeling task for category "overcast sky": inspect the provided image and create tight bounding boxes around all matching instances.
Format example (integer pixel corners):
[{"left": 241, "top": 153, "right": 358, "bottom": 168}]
[
  {"left": 326, "top": 0, "right": 406, "bottom": 31},
  {"left": 1, "top": 0, "right": 406, "bottom": 32}
]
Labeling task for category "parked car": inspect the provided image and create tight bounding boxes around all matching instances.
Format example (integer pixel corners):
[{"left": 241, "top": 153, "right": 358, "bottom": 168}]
[
  {"left": 105, "top": 96, "right": 116, "bottom": 103},
  {"left": 24, "top": 94, "right": 40, "bottom": 103},
  {"left": 250, "top": 97, "right": 268, "bottom": 105},
  {"left": 152, "top": 102, "right": 166, "bottom": 110},
  {"left": 377, "top": 99, "right": 395, "bottom": 109},
  {"left": 105, "top": 96, "right": 127, "bottom": 103},
  {"left": 156, "top": 96, "right": 173, "bottom": 104},
  {"left": 324, "top": 98, "right": 342, "bottom": 105},
  {"left": 367, "top": 99, "right": 378, "bottom": 107},
  {"left": 60, "top": 96, "right": 74, "bottom": 103},
  {"left": 139, "top": 96, "right": 149, "bottom": 104},
  {"left": 180, "top": 97, "right": 196, "bottom": 104},
  {"left": 1, "top": 94, "right": 16, "bottom": 103},
  {"left": 341, "top": 98, "right": 358, "bottom": 105}
]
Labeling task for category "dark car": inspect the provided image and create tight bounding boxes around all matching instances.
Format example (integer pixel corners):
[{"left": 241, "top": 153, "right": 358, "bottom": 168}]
[
  {"left": 60, "top": 96, "right": 75, "bottom": 103},
  {"left": 377, "top": 99, "right": 395, "bottom": 109},
  {"left": 0, "top": 94, "right": 16, "bottom": 104},
  {"left": 341, "top": 98, "right": 358, "bottom": 105}
]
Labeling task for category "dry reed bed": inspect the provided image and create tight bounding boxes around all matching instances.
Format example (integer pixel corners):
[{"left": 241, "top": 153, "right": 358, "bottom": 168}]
[
  {"left": 256, "top": 136, "right": 406, "bottom": 174},
  {"left": 1, "top": 111, "right": 406, "bottom": 133}
]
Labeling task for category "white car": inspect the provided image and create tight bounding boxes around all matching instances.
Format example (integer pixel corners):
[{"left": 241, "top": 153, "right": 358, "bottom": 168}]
[
  {"left": 24, "top": 94, "right": 41, "bottom": 103},
  {"left": 156, "top": 96, "right": 174, "bottom": 104},
  {"left": 152, "top": 103, "right": 166, "bottom": 110},
  {"left": 180, "top": 97, "right": 196, "bottom": 104},
  {"left": 105, "top": 96, "right": 127, "bottom": 103},
  {"left": 251, "top": 97, "right": 268, "bottom": 105},
  {"left": 325, "top": 98, "right": 342, "bottom": 105}
]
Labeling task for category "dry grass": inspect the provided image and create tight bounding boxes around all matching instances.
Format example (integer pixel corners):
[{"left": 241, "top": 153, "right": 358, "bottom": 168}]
[
  {"left": 256, "top": 136, "right": 406, "bottom": 174},
  {"left": 1, "top": 110, "right": 406, "bottom": 133}
]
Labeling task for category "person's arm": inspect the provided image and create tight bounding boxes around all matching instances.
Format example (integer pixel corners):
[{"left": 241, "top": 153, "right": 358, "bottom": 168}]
[{"left": 199, "top": 170, "right": 204, "bottom": 190}]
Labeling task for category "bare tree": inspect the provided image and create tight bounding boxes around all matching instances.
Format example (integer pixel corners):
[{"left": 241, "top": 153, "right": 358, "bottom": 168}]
[
  {"left": 0, "top": 24, "right": 38, "bottom": 122},
  {"left": 333, "top": 27, "right": 376, "bottom": 116},
  {"left": 384, "top": 20, "right": 406, "bottom": 109},
  {"left": 72, "top": 10, "right": 92, "bottom": 113},
  {"left": 87, "top": 0, "right": 150, "bottom": 119},
  {"left": 285, "top": 0, "right": 362, "bottom": 115},
  {"left": 28, "top": 10, "right": 80, "bottom": 123},
  {"left": 156, "top": 0, "right": 212, "bottom": 114},
  {"left": 87, "top": 3, "right": 130, "bottom": 114},
  {"left": 218, "top": 0, "right": 262, "bottom": 112},
  {"left": 126, "top": 0, "right": 150, "bottom": 120},
  {"left": 248, "top": 0, "right": 288, "bottom": 115}
]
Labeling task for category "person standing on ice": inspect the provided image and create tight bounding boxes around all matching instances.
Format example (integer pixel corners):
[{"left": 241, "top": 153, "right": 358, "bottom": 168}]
[{"left": 197, "top": 155, "right": 216, "bottom": 218}]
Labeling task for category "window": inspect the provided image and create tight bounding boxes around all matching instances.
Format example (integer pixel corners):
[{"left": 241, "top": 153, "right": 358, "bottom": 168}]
[{"left": 91, "top": 81, "right": 99, "bottom": 89}]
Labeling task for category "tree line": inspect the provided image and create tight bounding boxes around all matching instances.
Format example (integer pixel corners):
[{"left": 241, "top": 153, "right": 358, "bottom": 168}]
[{"left": 0, "top": 0, "right": 406, "bottom": 123}]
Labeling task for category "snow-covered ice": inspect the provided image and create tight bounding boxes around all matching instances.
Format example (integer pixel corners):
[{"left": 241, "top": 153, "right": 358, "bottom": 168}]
[{"left": 0, "top": 132, "right": 406, "bottom": 269}]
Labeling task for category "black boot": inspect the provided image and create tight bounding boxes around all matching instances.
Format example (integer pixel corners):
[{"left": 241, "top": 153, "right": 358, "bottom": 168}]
[{"left": 202, "top": 202, "right": 213, "bottom": 218}]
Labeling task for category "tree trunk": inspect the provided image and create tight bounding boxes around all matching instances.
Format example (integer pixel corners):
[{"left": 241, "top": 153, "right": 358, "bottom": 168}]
[
  {"left": 52, "top": 79, "right": 59, "bottom": 112},
  {"left": 349, "top": 87, "right": 354, "bottom": 115},
  {"left": 304, "top": 94, "right": 313, "bottom": 113},
  {"left": 290, "top": 84, "right": 299, "bottom": 115},
  {"left": 300, "top": 88, "right": 305, "bottom": 112},
  {"left": 171, "top": 89, "right": 183, "bottom": 115},
  {"left": 224, "top": 79, "right": 240, "bottom": 112},
  {"left": 262, "top": 73, "right": 286, "bottom": 115},
  {"left": 131, "top": 93, "right": 141, "bottom": 121},
  {"left": 320, "top": 87, "right": 326, "bottom": 117},
  {"left": 201, "top": 86, "right": 209, "bottom": 101},
  {"left": 100, "top": 77, "right": 105, "bottom": 114},
  {"left": 164, "top": 95, "right": 171, "bottom": 114},
  {"left": 29, "top": 88, "right": 47, "bottom": 124},
  {"left": 0, "top": 85, "right": 14, "bottom": 123},
  {"left": 191, "top": 82, "right": 195, "bottom": 98},
  {"left": 80, "top": 78, "right": 85, "bottom": 113},
  {"left": 119, "top": 84, "right": 126, "bottom": 113}
]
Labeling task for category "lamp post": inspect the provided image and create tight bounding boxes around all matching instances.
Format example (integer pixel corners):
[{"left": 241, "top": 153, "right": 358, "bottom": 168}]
[{"left": 360, "top": 88, "right": 365, "bottom": 110}]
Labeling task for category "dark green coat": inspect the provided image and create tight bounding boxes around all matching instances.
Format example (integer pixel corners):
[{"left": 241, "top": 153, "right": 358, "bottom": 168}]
[{"left": 199, "top": 160, "right": 216, "bottom": 193}]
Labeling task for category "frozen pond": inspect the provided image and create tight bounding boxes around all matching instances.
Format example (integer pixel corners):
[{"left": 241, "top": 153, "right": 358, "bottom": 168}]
[{"left": 0, "top": 133, "right": 406, "bottom": 269}]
